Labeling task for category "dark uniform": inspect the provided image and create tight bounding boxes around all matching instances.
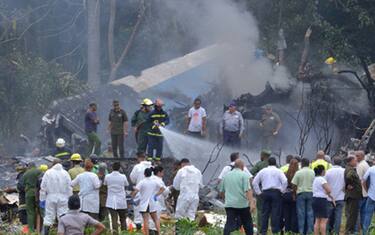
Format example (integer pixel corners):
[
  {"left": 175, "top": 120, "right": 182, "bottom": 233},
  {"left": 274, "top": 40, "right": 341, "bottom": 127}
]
[
  {"left": 131, "top": 109, "right": 152, "bottom": 153},
  {"left": 23, "top": 167, "right": 42, "bottom": 232},
  {"left": 146, "top": 108, "right": 169, "bottom": 161},
  {"left": 344, "top": 165, "right": 362, "bottom": 234},
  {"left": 16, "top": 170, "right": 27, "bottom": 225},
  {"left": 109, "top": 108, "right": 128, "bottom": 158},
  {"left": 54, "top": 146, "right": 72, "bottom": 160},
  {"left": 260, "top": 112, "right": 281, "bottom": 150}
]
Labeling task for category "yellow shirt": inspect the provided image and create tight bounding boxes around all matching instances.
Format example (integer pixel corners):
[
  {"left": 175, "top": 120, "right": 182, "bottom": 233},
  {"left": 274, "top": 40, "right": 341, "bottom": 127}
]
[{"left": 311, "top": 159, "right": 331, "bottom": 171}]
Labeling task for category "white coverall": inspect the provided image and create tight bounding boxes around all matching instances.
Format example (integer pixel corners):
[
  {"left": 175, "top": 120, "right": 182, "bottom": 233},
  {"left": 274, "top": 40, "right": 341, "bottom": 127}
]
[
  {"left": 130, "top": 160, "right": 152, "bottom": 224},
  {"left": 71, "top": 171, "right": 101, "bottom": 214},
  {"left": 173, "top": 165, "right": 203, "bottom": 220},
  {"left": 40, "top": 163, "right": 72, "bottom": 226}
]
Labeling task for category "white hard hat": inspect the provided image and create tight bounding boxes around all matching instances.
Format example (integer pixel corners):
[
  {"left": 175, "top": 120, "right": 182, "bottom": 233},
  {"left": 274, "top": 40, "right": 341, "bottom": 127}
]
[{"left": 56, "top": 138, "right": 66, "bottom": 148}]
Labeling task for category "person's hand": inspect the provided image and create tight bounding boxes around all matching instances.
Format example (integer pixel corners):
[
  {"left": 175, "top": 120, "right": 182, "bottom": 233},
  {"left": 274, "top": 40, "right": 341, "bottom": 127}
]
[
  {"left": 273, "top": 131, "right": 278, "bottom": 136},
  {"left": 133, "top": 127, "right": 138, "bottom": 133},
  {"left": 347, "top": 185, "right": 354, "bottom": 190},
  {"left": 332, "top": 199, "right": 336, "bottom": 208},
  {"left": 250, "top": 200, "right": 256, "bottom": 213},
  {"left": 153, "top": 195, "right": 158, "bottom": 201},
  {"left": 39, "top": 201, "right": 46, "bottom": 209}
]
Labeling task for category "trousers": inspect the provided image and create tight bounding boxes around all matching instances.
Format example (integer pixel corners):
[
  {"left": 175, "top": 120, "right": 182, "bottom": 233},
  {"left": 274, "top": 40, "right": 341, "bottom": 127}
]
[
  {"left": 296, "top": 192, "right": 314, "bottom": 235},
  {"left": 26, "top": 193, "right": 37, "bottom": 231},
  {"left": 111, "top": 134, "right": 124, "bottom": 158},
  {"left": 147, "top": 136, "right": 163, "bottom": 159},
  {"left": 345, "top": 197, "right": 361, "bottom": 234},
  {"left": 108, "top": 208, "right": 127, "bottom": 234},
  {"left": 261, "top": 189, "right": 282, "bottom": 235},
  {"left": 175, "top": 194, "right": 199, "bottom": 221},
  {"left": 223, "top": 130, "right": 241, "bottom": 147},
  {"left": 224, "top": 207, "right": 253, "bottom": 235},
  {"left": 328, "top": 200, "right": 344, "bottom": 235},
  {"left": 281, "top": 192, "right": 298, "bottom": 233},
  {"left": 87, "top": 132, "right": 101, "bottom": 156},
  {"left": 43, "top": 195, "right": 68, "bottom": 226},
  {"left": 136, "top": 130, "right": 148, "bottom": 153}
]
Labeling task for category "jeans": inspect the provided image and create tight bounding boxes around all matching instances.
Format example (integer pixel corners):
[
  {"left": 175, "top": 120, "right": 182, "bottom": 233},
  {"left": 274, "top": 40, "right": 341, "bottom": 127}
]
[
  {"left": 111, "top": 134, "right": 124, "bottom": 158},
  {"left": 363, "top": 197, "right": 375, "bottom": 235},
  {"left": 108, "top": 208, "right": 127, "bottom": 234},
  {"left": 87, "top": 132, "right": 101, "bottom": 156},
  {"left": 345, "top": 197, "right": 361, "bottom": 234},
  {"left": 359, "top": 197, "right": 368, "bottom": 231},
  {"left": 223, "top": 130, "right": 241, "bottom": 147},
  {"left": 296, "top": 192, "right": 314, "bottom": 235},
  {"left": 328, "top": 200, "right": 344, "bottom": 234},
  {"left": 147, "top": 135, "right": 163, "bottom": 159},
  {"left": 261, "top": 189, "right": 282, "bottom": 235},
  {"left": 282, "top": 192, "right": 298, "bottom": 233},
  {"left": 224, "top": 207, "right": 253, "bottom": 235}
]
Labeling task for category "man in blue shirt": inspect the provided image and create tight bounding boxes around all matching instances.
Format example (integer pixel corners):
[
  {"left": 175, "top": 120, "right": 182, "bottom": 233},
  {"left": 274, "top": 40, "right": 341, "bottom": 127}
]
[
  {"left": 85, "top": 103, "right": 101, "bottom": 156},
  {"left": 362, "top": 161, "right": 375, "bottom": 234}
]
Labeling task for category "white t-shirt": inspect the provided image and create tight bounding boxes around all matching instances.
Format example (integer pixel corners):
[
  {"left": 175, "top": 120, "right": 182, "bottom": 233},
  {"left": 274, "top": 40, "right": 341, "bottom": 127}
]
[
  {"left": 188, "top": 107, "right": 207, "bottom": 132},
  {"left": 218, "top": 163, "right": 252, "bottom": 180},
  {"left": 313, "top": 176, "right": 328, "bottom": 198}
]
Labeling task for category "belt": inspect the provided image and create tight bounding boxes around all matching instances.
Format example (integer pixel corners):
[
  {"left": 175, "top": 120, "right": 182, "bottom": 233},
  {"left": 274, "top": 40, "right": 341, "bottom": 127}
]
[{"left": 263, "top": 188, "right": 281, "bottom": 192}]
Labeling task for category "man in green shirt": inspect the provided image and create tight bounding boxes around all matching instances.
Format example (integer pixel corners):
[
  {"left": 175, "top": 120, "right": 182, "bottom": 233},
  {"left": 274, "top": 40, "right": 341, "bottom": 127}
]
[
  {"left": 131, "top": 98, "right": 153, "bottom": 153},
  {"left": 220, "top": 159, "right": 255, "bottom": 235},
  {"left": 259, "top": 104, "right": 282, "bottom": 150},
  {"left": 23, "top": 163, "right": 42, "bottom": 232},
  {"left": 108, "top": 100, "right": 128, "bottom": 158},
  {"left": 250, "top": 149, "right": 271, "bottom": 230},
  {"left": 291, "top": 158, "right": 315, "bottom": 235}
]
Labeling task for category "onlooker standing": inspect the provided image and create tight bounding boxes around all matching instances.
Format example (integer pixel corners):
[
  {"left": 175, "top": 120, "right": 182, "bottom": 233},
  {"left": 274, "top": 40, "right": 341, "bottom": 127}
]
[
  {"left": 291, "top": 158, "right": 315, "bottom": 235},
  {"left": 259, "top": 104, "right": 282, "bottom": 151},
  {"left": 252, "top": 157, "right": 287, "bottom": 235},
  {"left": 218, "top": 152, "right": 252, "bottom": 181},
  {"left": 220, "top": 102, "right": 244, "bottom": 147},
  {"left": 280, "top": 155, "right": 294, "bottom": 173},
  {"left": 344, "top": 156, "right": 362, "bottom": 234},
  {"left": 311, "top": 150, "right": 331, "bottom": 171},
  {"left": 108, "top": 100, "right": 128, "bottom": 158},
  {"left": 185, "top": 98, "right": 207, "bottom": 138},
  {"left": 356, "top": 150, "right": 370, "bottom": 229},
  {"left": 68, "top": 154, "right": 84, "bottom": 195},
  {"left": 312, "top": 165, "right": 335, "bottom": 235},
  {"left": 85, "top": 103, "right": 101, "bottom": 156},
  {"left": 57, "top": 195, "right": 105, "bottom": 235},
  {"left": 325, "top": 156, "right": 345, "bottom": 235},
  {"left": 97, "top": 163, "right": 108, "bottom": 221},
  {"left": 362, "top": 159, "right": 375, "bottom": 234},
  {"left": 104, "top": 162, "right": 129, "bottom": 234},
  {"left": 282, "top": 159, "right": 299, "bottom": 234},
  {"left": 250, "top": 150, "right": 271, "bottom": 231},
  {"left": 220, "top": 159, "right": 255, "bottom": 235},
  {"left": 71, "top": 159, "right": 101, "bottom": 219}
]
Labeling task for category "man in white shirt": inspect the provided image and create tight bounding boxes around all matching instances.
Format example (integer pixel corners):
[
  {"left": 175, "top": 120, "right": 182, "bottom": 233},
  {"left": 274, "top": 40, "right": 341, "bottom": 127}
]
[
  {"left": 71, "top": 159, "right": 101, "bottom": 219},
  {"left": 218, "top": 152, "right": 252, "bottom": 181},
  {"left": 252, "top": 157, "right": 287, "bottom": 235},
  {"left": 356, "top": 150, "right": 370, "bottom": 230},
  {"left": 185, "top": 98, "right": 207, "bottom": 138},
  {"left": 104, "top": 162, "right": 129, "bottom": 234},
  {"left": 173, "top": 158, "right": 203, "bottom": 220},
  {"left": 129, "top": 152, "right": 152, "bottom": 228},
  {"left": 325, "top": 156, "right": 345, "bottom": 235}
]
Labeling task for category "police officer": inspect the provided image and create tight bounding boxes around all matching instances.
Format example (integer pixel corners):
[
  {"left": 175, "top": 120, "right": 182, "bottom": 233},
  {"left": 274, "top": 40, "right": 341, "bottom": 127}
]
[
  {"left": 131, "top": 98, "right": 153, "bottom": 153},
  {"left": 108, "top": 100, "right": 128, "bottom": 158},
  {"left": 146, "top": 99, "right": 169, "bottom": 161},
  {"left": 260, "top": 104, "right": 282, "bottom": 150}
]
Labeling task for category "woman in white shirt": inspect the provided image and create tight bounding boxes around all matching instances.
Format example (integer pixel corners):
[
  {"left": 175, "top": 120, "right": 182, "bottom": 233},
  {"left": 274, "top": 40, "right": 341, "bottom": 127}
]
[
  {"left": 104, "top": 162, "right": 129, "bottom": 234},
  {"left": 312, "top": 165, "right": 335, "bottom": 235},
  {"left": 132, "top": 167, "right": 165, "bottom": 235}
]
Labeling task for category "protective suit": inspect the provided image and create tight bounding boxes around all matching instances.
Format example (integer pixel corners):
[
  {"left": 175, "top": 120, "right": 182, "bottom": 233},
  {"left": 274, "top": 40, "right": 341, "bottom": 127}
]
[
  {"left": 40, "top": 163, "right": 72, "bottom": 227},
  {"left": 173, "top": 165, "right": 203, "bottom": 220},
  {"left": 129, "top": 160, "right": 152, "bottom": 225}
]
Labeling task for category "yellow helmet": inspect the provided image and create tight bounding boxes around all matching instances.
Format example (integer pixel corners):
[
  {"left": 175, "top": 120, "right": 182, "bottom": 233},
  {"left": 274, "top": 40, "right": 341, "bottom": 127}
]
[
  {"left": 141, "top": 98, "right": 153, "bottom": 106},
  {"left": 39, "top": 164, "right": 48, "bottom": 172},
  {"left": 70, "top": 153, "right": 82, "bottom": 161},
  {"left": 325, "top": 57, "right": 336, "bottom": 65}
]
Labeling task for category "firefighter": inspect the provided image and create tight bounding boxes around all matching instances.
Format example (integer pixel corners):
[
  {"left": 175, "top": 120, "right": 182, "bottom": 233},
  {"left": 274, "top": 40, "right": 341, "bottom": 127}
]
[
  {"left": 53, "top": 138, "right": 72, "bottom": 160},
  {"left": 131, "top": 98, "right": 153, "bottom": 153},
  {"left": 68, "top": 154, "right": 85, "bottom": 195},
  {"left": 146, "top": 99, "right": 169, "bottom": 161}
]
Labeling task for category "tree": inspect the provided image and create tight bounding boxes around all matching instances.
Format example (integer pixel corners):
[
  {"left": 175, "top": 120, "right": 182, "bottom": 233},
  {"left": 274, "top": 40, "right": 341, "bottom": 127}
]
[{"left": 87, "top": 0, "right": 101, "bottom": 88}]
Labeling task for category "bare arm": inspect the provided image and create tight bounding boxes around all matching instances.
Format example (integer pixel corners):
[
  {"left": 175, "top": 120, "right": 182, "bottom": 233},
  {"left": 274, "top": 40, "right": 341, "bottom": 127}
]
[
  {"left": 202, "top": 116, "right": 207, "bottom": 133},
  {"left": 247, "top": 189, "right": 256, "bottom": 212},
  {"left": 131, "top": 188, "right": 139, "bottom": 198},
  {"left": 323, "top": 183, "right": 335, "bottom": 205},
  {"left": 91, "top": 222, "right": 105, "bottom": 235},
  {"left": 156, "top": 187, "right": 165, "bottom": 196}
]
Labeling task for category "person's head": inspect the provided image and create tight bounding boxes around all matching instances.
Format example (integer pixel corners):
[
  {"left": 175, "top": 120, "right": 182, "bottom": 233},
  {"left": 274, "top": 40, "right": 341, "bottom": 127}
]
[
  {"left": 136, "top": 151, "right": 146, "bottom": 162},
  {"left": 144, "top": 167, "right": 153, "bottom": 177},
  {"left": 230, "top": 152, "right": 240, "bottom": 162},
  {"left": 84, "top": 159, "right": 94, "bottom": 171},
  {"left": 268, "top": 157, "right": 277, "bottom": 166},
  {"left": 141, "top": 98, "right": 153, "bottom": 111},
  {"left": 68, "top": 194, "right": 81, "bottom": 210},
  {"left": 113, "top": 100, "right": 120, "bottom": 111},
  {"left": 260, "top": 150, "right": 271, "bottom": 161},
  {"left": 234, "top": 159, "right": 244, "bottom": 170},
  {"left": 89, "top": 154, "right": 98, "bottom": 164},
  {"left": 154, "top": 98, "right": 164, "bottom": 110},
  {"left": 193, "top": 98, "right": 202, "bottom": 109},
  {"left": 332, "top": 156, "right": 342, "bottom": 166},
  {"left": 264, "top": 104, "right": 272, "bottom": 114},
  {"left": 153, "top": 166, "right": 164, "bottom": 177},
  {"left": 228, "top": 102, "right": 237, "bottom": 113},
  {"left": 70, "top": 153, "right": 82, "bottom": 165},
  {"left": 98, "top": 163, "right": 107, "bottom": 176},
  {"left": 355, "top": 150, "right": 365, "bottom": 162},
  {"left": 112, "top": 162, "right": 121, "bottom": 171},
  {"left": 89, "top": 102, "right": 97, "bottom": 112},
  {"left": 301, "top": 158, "right": 310, "bottom": 168},
  {"left": 180, "top": 158, "right": 190, "bottom": 167},
  {"left": 294, "top": 156, "right": 301, "bottom": 163},
  {"left": 347, "top": 155, "right": 357, "bottom": 167},
  {"left": 314, "top": 165, "right": 325, "bottom": 176},
  {"left": 285, "top": 155, "right": 293, "bottom": 164},
  {"left": 316, "top": 150, "right": 325, "bottom": 160},
  {"left": 56, "top": 138, "right": 66, "bottom": 148}
]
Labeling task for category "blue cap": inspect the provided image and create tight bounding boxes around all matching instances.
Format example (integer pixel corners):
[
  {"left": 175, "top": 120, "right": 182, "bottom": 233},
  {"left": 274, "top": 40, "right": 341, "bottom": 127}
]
[{"left": 229, "top": 101, "right": 237, "bottom": 107}]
